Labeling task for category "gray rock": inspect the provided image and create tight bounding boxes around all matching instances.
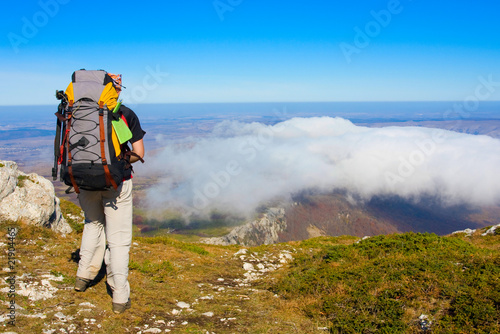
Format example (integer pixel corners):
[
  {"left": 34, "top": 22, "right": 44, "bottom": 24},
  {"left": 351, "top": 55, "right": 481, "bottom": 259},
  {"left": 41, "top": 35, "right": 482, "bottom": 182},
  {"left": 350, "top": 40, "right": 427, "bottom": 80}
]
[
  {"left": 0, "top": 160, "right": 72, "bottom": 234},
  {"left": 482, "top": 224, "right": 500, "bottom": 236},
  {"left": 0, "top": 160, "right": 18, "bottom": 202},
  {"left": 202, "top": 207, "right": 286, "bottom": 246}
]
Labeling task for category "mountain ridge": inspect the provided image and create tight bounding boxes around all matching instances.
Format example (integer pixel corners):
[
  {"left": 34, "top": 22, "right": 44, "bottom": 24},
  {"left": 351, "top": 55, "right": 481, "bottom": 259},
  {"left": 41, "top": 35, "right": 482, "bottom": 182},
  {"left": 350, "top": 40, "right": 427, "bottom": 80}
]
[{"left": 200, "top": 192, "right": 497, "bottom": 246}]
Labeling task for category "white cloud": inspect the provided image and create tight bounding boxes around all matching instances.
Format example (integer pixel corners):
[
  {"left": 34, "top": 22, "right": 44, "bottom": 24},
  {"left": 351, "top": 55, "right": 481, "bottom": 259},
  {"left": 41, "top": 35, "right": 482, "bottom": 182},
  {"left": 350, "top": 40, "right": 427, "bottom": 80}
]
[{"left": 145, "top": 117, "right": 500, "bottom": 216}]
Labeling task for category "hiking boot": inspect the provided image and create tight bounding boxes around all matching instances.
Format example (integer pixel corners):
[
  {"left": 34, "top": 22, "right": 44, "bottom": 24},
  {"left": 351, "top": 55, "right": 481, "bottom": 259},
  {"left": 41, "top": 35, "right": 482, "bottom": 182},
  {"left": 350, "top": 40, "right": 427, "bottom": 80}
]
[
  {"left": 112, "top": 299, "right": 131, "bottom": 314},
  {"left": 74, "top": 277, "right": 91, "bottom": 292}
]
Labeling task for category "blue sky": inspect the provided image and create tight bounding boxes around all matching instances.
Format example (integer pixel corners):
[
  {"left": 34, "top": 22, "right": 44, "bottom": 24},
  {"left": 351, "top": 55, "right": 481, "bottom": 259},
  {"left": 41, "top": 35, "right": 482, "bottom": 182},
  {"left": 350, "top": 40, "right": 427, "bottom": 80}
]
[{"left": 1, "top": 0, "right": 500, "bottom": 105}]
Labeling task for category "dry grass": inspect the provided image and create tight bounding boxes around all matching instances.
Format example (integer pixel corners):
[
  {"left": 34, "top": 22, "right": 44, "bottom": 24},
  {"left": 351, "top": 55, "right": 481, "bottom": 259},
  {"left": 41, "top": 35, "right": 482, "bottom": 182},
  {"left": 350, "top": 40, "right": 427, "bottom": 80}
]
[{"left": 0, "top": 218, "right": 323, "bottom": 333}]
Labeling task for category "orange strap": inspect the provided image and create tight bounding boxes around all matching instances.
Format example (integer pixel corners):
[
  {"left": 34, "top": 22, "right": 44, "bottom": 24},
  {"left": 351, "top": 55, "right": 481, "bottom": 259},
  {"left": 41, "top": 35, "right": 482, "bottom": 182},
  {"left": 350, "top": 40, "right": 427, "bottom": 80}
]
[
  {"left": 99, "top": 103, "right": 118, "bottom": 190},
  {"left": 68, "top": 164, "right": 79, "bottom": 194}
]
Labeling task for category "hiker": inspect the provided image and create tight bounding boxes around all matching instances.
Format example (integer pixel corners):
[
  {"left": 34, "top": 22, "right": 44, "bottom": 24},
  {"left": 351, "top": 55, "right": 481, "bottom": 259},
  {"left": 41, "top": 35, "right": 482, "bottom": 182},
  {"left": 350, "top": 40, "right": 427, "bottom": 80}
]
[{"left": 54, "top": 70, "right": 146, "bottom": 313}]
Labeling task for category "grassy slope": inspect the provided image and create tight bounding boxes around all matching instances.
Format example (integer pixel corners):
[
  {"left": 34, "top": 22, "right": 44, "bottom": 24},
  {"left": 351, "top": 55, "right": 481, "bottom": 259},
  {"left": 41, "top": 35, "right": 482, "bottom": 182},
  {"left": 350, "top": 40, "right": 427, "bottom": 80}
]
[
  {"left": 0, "top": 203, "right": 499, "bottom": 333},
  {"left": 0, "top": 216, "right": 320, "bottom": 333},
  {"left": 273, "top": 233, "right": 500, "bottom": 334}
]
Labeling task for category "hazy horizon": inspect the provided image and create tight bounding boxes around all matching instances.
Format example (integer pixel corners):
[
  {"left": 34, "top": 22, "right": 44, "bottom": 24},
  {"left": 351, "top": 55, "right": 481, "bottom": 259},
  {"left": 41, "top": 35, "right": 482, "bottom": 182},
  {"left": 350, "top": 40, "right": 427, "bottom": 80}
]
[{"left": 2, "top": 100, "right": 500, "bottom": 121}]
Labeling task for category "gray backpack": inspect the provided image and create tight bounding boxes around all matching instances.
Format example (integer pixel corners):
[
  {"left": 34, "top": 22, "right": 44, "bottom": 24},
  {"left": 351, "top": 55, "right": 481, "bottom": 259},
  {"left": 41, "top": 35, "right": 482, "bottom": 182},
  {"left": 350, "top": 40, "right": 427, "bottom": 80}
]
[{"left": 53, "top": 70, "right": 127, "bottom": 193}]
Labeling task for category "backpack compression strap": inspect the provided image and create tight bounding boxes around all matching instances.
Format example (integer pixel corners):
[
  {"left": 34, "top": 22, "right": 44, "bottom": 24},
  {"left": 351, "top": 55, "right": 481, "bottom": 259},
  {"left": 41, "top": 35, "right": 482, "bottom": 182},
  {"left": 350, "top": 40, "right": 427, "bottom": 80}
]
[
  {"left": 65, "top": 100, "right": 80, "bottom": 194},
  {"left": 98, "top": 101, "right": 119, "bottom": 190}
]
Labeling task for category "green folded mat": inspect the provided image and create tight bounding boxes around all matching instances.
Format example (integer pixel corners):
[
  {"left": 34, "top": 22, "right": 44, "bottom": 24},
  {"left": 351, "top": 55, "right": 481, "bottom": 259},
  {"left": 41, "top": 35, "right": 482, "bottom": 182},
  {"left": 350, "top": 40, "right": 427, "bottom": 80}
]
[{"left": 111, "top": 100, "right": 133, "bottom": 144}]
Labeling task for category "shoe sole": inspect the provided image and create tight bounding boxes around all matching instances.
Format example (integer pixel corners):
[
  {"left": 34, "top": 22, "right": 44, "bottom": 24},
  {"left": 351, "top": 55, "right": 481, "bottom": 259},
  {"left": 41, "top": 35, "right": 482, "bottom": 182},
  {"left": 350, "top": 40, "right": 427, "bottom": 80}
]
[
  {"left": 113, "top": 300, "right": 131, "bottom": 314},
  {"left": 74, "top": 277, "right": 91, "bottom": 292}
]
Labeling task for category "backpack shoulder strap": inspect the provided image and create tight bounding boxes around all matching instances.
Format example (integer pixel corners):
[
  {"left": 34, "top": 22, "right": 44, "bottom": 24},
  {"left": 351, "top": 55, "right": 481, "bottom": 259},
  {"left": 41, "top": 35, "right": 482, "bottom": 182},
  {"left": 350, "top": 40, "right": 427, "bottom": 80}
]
[{"left": 99, "top": 81, "right": 119, "bottom": 111}]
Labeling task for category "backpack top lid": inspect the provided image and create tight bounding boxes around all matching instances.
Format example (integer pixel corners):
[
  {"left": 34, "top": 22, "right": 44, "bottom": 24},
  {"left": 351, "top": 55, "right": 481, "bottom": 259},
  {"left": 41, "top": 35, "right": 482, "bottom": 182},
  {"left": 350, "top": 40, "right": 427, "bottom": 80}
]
[
  {"left": 65, "top": 69, "right": 119, "bottom": 110},
  {"left": 72, "top": 69, "right": 114, "bottom": 85}
]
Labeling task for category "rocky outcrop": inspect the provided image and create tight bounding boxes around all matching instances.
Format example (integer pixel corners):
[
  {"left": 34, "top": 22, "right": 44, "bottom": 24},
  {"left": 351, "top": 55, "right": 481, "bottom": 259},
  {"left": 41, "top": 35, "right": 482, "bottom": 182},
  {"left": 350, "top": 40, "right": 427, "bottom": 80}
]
[
  {"left": 0, "top": 160, "right": 72, "bottom": 234},
  {"left": 451, "top": 224, "right": 500, "bottom": 237},
  {"left": 482, "top": 224, "right": 500, "bottom": 236},
  {"left": 202, "top": 207, "right": 286, "bottom": 246}
]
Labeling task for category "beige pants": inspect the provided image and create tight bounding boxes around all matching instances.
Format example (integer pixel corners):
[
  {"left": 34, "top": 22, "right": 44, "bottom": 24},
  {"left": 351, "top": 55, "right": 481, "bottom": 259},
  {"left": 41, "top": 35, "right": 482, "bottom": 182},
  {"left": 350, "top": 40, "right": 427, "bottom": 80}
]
[{"left": 76, "top": 179, "right": 133, "bottom": 304}]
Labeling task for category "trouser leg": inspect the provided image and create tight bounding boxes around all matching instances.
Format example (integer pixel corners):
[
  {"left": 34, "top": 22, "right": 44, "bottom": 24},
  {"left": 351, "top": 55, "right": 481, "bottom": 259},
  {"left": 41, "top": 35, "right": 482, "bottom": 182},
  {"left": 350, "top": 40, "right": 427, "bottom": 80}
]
[
  {"left": 103, "top": 179, "right": 133, "bottom": 304},
  {"left": 77, "top": 190, "right": 106, "bottom": 280}
]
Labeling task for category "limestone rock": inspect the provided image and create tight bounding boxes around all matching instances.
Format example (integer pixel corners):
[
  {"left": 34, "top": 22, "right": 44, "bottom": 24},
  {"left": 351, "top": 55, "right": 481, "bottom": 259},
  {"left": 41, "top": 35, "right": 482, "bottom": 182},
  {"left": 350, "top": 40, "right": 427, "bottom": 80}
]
[
  {"left": 481, "top": 224, "right": 500, "bottom": 236},
  {"left": 0, "top": 160, "right": 18, "bottom": 202},
  {"left": 202, "top": 207, "right": 286, "bottom": 246},
  {"left": 0, "top": 160, "right": 72, "bottom": 234}
]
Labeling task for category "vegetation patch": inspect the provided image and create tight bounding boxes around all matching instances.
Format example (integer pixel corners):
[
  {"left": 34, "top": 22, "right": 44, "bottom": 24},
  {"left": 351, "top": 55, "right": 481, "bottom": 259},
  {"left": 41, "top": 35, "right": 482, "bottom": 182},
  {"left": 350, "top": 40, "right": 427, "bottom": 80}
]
[
  {"left": 59, "top": 199, "right": 84, "bottom": 233},
  {"left": 272, "top": 232, "right": 500, "bottom": 333},
  {"left": 139, "top": 235, "right": 210, "bottom": 255},
  {"left": 17, "top": 174, "right": 29, "bottom": 188},
  {"left": 129, "top": 259, "right": 175, "bottom": 282}
]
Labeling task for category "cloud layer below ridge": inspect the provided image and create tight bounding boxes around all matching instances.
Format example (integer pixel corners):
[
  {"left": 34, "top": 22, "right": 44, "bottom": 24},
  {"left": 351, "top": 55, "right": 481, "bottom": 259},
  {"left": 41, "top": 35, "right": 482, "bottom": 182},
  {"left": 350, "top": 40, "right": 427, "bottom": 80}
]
[{"left": 145, "top": 117, "right": 500, "bottom": 216}]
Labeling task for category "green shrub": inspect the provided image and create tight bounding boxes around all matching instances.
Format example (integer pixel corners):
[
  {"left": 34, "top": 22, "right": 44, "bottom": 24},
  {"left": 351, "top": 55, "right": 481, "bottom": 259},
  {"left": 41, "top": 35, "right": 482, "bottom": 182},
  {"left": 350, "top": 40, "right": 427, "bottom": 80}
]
[
  {"left": 273, "top": 233, "right": 500, "bottom": 333},
  {"left": 17, "top": 174, "right": 29, "bottom": 188}
]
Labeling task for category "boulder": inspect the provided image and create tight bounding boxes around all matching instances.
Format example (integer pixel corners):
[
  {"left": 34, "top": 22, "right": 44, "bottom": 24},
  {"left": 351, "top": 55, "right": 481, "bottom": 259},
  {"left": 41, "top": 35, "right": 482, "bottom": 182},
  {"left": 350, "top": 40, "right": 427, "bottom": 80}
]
[{"left": 0, "top": 160, "right": 72, "bottom": 234}]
